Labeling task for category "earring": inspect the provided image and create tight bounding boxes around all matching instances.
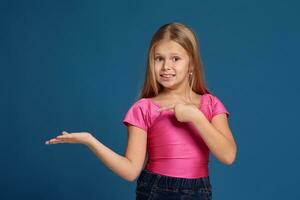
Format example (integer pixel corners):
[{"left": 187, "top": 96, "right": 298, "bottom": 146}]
[{"left": 188, "top": 71, "right": 193, "bottom": 86}]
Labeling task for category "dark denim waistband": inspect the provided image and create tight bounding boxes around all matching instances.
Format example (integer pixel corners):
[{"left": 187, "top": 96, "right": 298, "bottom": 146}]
[{"left": 137, "top": 169, "right": 212, "bottom": 190}]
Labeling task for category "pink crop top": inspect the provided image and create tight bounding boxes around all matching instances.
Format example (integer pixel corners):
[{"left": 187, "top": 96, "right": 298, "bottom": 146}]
[{"left": 122, "top": 93, "right": 230, "bottom": 178}]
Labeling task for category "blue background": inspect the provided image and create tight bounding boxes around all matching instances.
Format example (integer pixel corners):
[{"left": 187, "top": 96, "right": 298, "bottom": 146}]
[{"left": 1, "top": 0, "right": 299, "bottom": 199}]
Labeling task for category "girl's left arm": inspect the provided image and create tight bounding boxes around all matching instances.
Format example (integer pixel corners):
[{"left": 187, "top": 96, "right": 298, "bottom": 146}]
[{"left": 191, "top": 111, "right": 237, "bottom": 165}]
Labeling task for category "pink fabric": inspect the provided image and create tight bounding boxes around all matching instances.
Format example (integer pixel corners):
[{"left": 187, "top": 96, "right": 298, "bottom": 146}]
[{"left": 122, "top": 93, "right": 230, "bottom": 178}]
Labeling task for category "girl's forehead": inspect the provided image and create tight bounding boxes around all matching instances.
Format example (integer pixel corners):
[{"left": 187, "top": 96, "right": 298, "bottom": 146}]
[{"left": 154, "top": 40, "right": 188, "bottom": 55}]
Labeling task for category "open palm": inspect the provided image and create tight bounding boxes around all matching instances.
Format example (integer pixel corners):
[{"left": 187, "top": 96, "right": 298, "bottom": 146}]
[{"left": 45, "top": 131, "right": 92, "bottom": 145}]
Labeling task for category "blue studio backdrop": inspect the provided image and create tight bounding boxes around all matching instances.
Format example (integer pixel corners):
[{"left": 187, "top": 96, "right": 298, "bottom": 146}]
[{"left": 1, "top": 0, "right": 300, "bottom": 199}]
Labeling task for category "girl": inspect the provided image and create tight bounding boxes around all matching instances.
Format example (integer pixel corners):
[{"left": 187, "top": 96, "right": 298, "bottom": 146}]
[{"left": 45, "top": 22, "right": 237, "bottom": 200}]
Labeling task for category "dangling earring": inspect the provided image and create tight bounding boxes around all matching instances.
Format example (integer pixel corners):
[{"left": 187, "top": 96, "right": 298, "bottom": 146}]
[{"left": 188, "top": 71, "right": 193, "bottom": 87}]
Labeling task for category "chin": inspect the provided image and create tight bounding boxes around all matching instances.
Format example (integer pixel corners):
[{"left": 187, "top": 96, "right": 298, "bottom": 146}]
[{"left": 159, "top": 83, "right": 177, "bottom": 90}]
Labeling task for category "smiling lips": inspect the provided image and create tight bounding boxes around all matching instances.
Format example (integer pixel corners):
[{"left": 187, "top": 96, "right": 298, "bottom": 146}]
[
  {"left": 160, "top": 74, "right": 175, "bottom": 78},
  {"left": 160, "top": 74, "right": 175, "bottom": 81}
]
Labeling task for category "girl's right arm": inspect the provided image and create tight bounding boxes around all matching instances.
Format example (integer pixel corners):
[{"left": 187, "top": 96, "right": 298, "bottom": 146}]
[
  {"left": 46, "top": 126, "right": 147, "bottom": 182},
  {"left": 86, "top": 126, "right": 147, "bottom": 182}
]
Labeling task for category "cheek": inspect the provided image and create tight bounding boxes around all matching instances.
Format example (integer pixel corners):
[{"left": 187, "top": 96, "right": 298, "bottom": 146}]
[
  {"left": 177, "top": 63, "right": 189, "bottom": 74},
  {"left": 153, "top": 69, "right": 161, "bottom": 80},
  {"left": 174, "top": 65, "right": 187, "bottom": 74},
  {"left": 153, "top": 67, "right": 159, "bottom": 76},
  {"left": 154, "top": 64, "right": 161, "bottom": 74}
]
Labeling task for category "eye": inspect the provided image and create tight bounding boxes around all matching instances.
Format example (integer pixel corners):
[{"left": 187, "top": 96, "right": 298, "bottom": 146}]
[
  {"left": 154, "top": 56, "right": 163, "bottom": 62},
  {"left": 172, "top": 56, "right": 180, "bottom": 62}
]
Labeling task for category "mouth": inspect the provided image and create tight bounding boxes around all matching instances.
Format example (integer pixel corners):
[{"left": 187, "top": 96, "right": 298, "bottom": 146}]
[
  {"left": 160, "top": 74, "right": 175, "bottom": 81},
  {"left": 160, "top": 74, "right": 176, "bottom": 78}
]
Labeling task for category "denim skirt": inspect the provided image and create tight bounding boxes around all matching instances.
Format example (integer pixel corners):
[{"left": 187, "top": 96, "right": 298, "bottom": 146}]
[{"left": 135, "top": 169, "right": 212, "bottom": 200}]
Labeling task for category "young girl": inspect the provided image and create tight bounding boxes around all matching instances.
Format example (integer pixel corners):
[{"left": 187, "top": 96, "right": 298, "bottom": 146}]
[{"left": 45, "top": 22, "right": 237, "bottom": 200}]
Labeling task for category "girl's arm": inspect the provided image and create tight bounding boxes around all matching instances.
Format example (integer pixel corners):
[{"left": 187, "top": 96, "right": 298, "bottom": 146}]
[
  {"left": 191, "top": 112, "right": 237, "bottom": 165},
  {"left": 45, "top": 126, "right": 147, "bottom": 182},
  {"left": 157, "top": 103, "right": 237, "bottom": 165},
  {"left": 86, "top": 127, "right": 147, "bottom": 182}
]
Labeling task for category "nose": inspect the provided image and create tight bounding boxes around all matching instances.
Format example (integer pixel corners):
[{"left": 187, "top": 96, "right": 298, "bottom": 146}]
[{"left": 162, "top": 59, "right": 171, "bottom": 71}]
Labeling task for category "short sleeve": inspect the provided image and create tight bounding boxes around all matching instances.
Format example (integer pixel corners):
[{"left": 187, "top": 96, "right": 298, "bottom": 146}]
[
  {"left": 122, "top": 100, "right": 148, "bottom": 132},
  {"left": 212, "top": 95, "right": 230, "bottom": 118}
]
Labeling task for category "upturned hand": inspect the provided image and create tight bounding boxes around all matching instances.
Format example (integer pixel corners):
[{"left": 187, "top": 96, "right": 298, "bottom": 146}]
[{"left": 45, "top": 131, "right": 93, "bottom": 146}]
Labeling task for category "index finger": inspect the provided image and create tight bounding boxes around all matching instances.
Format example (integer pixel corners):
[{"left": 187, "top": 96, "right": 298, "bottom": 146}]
[{"left": 157, "top": 105, "right": 175, "bottom": 112}]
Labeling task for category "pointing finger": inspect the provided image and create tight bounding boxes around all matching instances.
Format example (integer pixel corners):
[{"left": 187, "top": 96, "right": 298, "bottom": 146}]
[{"left": 157, "top": 106, "right": 175, "bottom": 112}]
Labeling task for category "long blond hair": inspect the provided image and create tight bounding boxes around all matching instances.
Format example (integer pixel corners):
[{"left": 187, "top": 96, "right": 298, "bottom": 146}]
[{"left": 138, "top": 22, "right": 211, "bottom": 99}]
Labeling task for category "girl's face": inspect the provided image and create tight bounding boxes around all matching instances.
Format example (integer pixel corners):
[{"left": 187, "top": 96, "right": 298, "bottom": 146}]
[{"left": 153, "top": 40, "right": 191, "bottom": 92}]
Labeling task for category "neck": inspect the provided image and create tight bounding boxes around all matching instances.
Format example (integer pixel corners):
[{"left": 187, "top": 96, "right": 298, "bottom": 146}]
[{"left": 161, "top": 86, "right": 194, "bottom": 99}]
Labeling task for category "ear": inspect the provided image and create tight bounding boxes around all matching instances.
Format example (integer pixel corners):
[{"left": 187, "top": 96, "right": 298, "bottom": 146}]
[
  {"left": 188, "top": 64, "right": 194, "bottom": 73},
  {"left": 188, "top": 58, "right": 194, "bottom": 71},
  {"left": 188, "top": 67, "right": 194, "bottom": 76}
]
